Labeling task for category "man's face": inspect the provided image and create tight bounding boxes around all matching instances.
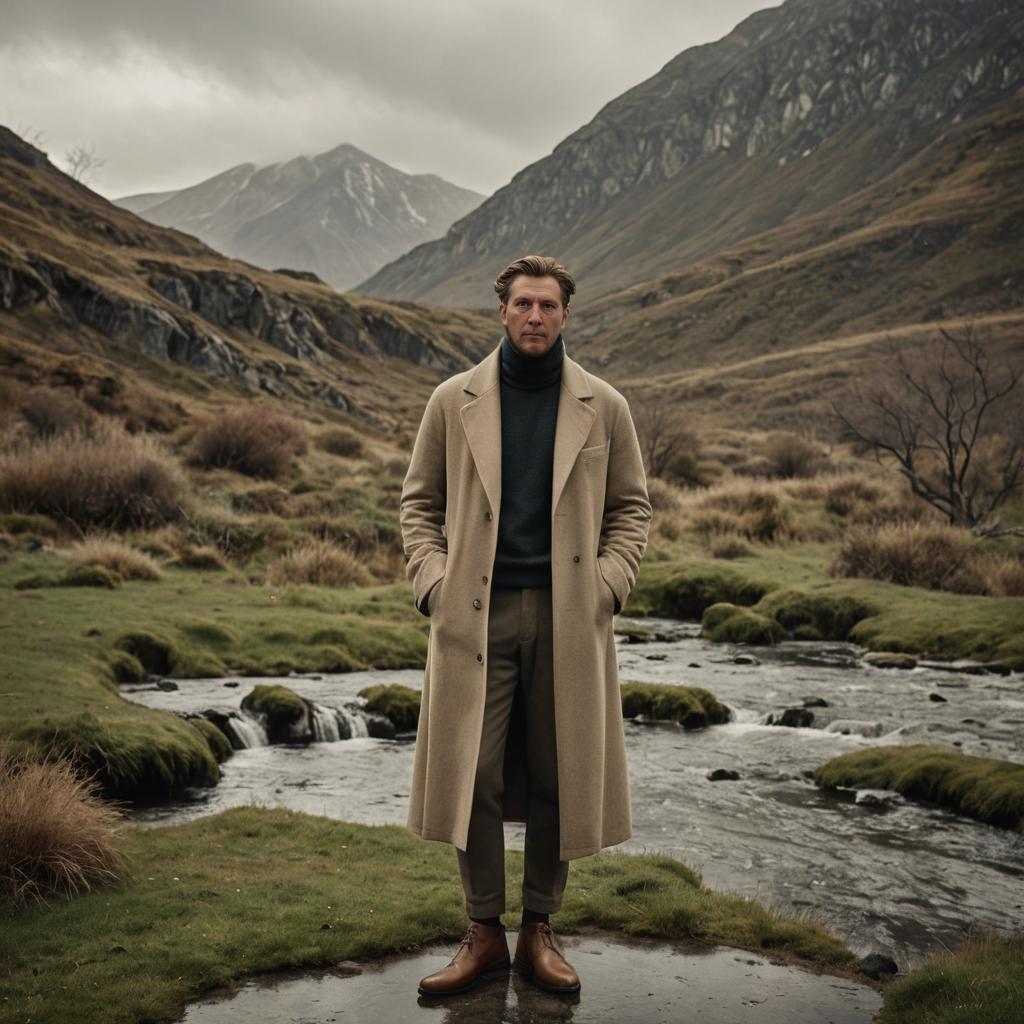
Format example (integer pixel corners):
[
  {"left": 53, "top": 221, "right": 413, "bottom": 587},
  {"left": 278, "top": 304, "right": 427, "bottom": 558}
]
[{"left": 499, "top": 275, "right": 570, "bottom": 357}]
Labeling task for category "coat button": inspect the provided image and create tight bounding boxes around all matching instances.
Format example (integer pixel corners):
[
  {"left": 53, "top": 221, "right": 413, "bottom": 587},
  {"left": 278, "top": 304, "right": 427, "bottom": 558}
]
[
  {"left": 482, "top": 575, "right": 488, "bottom": 584},
  {"left": 573, "top": 554, "right": 580, "bottom": 562},
  {"left": 476, "top": 653, "right": 483, "bottom": 662},
  {"left": 485, "top": 511, "right": 493, "bottom": 520},
  {"left": 473, "top": 598, "right": 482, "bottom": 609}
]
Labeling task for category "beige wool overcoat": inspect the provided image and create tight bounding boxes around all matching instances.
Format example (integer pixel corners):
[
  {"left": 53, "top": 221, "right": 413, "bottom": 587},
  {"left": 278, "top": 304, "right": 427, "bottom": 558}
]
[{"left": 399, "top": 339, "right": 653, "bottom": 861}]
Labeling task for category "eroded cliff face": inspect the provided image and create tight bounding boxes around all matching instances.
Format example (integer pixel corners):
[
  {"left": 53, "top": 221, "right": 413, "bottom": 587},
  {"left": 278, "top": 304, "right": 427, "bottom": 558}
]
[
  {"left": 359, "top": 0, "right": 1023, "bottom": 305},
  {"left": 0, "top": 125, "right": 491, "bottom": 421}
]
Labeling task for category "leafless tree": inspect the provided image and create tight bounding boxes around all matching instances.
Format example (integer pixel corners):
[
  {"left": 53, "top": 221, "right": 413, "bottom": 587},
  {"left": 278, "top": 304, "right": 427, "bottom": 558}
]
[
  {"left": 831, "top": 319, "right": 1024, "bottom": 536},
  {"left": 15, "top": 122, "right": 47, "bottom": 148},
  {"left": 630, "top": 388, "right": 703, "bottom": 485},
  {"left": 63, "top": 143, "right": 105, "bottom": 184}
]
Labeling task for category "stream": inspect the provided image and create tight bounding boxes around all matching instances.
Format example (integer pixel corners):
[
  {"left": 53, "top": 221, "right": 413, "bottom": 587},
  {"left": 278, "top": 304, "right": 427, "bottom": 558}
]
[{"left": 121, "top": 617, "right": 1024, "bottom": 972}]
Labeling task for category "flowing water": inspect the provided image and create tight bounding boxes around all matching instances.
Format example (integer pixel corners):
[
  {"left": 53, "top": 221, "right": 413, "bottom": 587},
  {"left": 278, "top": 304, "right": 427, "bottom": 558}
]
[{"left": 122, "top": 617, "right": 1024, "bottom": 972}]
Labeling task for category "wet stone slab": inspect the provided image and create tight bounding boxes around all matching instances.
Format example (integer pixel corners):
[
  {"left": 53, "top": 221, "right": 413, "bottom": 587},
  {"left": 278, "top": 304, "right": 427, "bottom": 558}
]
[{"left": 180, "top": 928, "right": 882, "bottom": 1023}]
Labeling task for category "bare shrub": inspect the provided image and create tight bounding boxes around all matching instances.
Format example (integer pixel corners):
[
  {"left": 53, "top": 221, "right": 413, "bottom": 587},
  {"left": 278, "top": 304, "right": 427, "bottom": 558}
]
[
  {"left": 763, "top": 432, "right": 823, "bottom": 479},
  {"left": 823, "top": 474, "right": 883, "bottom": 517},
  {"left": 0, "top": 420, "right": 189, "bottom": 531},
  {"left": 829, "top": 522, "right": 979, "bottom": 591},
  {"left": 18, "top": 388, "right": 99, "bottom": 440},
  {"left": 317, "top": 427, "right": 366, "bottom": 459},
  {"left": 267, "top": 538, "right": 374, "bottom": 587},
  {"left": 190, "top": 404, "right": 309, "bottom": 479},
  {"left": 646, "top": 477, "right": 683, "bottom": 513},
  {"left": 64, "top": 535, "right": 162, "bottom": 580},
  {"left": 692, "top": 484, "right": 803, "bottom": 543},
  {"left": 0, "top": 746, "right": 129, "bottom": 909}
]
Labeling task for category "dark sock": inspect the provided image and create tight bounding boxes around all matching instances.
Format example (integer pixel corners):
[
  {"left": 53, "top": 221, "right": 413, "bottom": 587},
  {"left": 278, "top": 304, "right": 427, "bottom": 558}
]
[
  {"left": 470, "top": 915, "right": 501, "bottom": 928},
  {"left": 523, "top": 908, "right": 550, "bottom": 925}
]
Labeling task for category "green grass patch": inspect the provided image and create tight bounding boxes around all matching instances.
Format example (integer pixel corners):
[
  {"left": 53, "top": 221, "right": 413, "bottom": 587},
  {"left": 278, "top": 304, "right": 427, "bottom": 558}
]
[
  {"left": 635, "top": 542, "right": 1024, "bottom": 668},
  {"left": 620, "top": 682, "right": 731, "bottom": 728},
  {"left": 0, "top": 552, "right": 431, "bottom": 800},
  {"left": 0, "top": 807, "right": 855, "bottom": 1024},
  {"left": 876, "top": 933, "right": 1024, "bottom": 1024},
  {"left": 814, "top": 745, "right": 1024, "bottom": 831},
  {"left": 702, "top": 602, "right": 786, "bottom": 644},
  {"left": 241, "top": 684, "right": 307, "bottom": 741}
]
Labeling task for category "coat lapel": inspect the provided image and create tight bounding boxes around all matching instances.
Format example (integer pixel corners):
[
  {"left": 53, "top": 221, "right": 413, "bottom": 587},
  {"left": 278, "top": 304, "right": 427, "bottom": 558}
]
[{"left": 459, "top": 339, "right": 596, "bottom": 518}]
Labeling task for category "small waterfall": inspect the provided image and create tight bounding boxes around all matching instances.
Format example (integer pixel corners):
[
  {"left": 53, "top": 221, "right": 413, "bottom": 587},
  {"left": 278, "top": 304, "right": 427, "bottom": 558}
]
[
  {"left": 310, "top": 702, "right": 342, "bottom": 742},
  {"left": 223, "top": 711, "right": 269, "bottom": 748},
  {"left": 338, "top": 704, "right": 369, "bottom": 738},
  {"left": 309, "top": 702, "right": 371, "bottom": 741}
]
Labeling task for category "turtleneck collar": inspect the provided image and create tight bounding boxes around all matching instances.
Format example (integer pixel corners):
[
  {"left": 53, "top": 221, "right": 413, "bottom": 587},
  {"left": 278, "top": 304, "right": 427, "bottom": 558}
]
[{"left": 500, "top": 333, "right": 565, "bottom": 390}]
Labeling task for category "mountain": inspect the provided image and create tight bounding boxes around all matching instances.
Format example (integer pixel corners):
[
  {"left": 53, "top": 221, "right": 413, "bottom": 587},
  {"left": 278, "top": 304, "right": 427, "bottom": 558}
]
[
  {"left": 114, "top": 143, "right": 484, "bottom": 292},
  {"left": 357, "top": 0, "right": 1024, "bottom": 308},
  {"left": 0, "top": 126, "right": 494, "bottom": 436}
]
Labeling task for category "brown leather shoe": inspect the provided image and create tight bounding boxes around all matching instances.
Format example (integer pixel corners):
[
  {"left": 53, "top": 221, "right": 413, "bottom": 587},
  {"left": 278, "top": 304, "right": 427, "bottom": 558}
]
[
  {"left": 417, "top": 922, "right": 511, "bottom": 996},
  {"left": 513, "top": 922, "right": 581, "bottom": 993}
]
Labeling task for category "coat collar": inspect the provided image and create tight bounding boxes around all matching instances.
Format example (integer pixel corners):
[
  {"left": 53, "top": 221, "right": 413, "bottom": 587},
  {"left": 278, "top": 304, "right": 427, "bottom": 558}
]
[{"left": 459, "top": 338, "right": 596, "bottom": 518}]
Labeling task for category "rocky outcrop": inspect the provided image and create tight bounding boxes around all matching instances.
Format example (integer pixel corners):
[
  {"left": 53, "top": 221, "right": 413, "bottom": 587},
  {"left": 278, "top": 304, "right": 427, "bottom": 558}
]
[{"left": 359, "top": 0, "right": 1024, "bottom": 305}]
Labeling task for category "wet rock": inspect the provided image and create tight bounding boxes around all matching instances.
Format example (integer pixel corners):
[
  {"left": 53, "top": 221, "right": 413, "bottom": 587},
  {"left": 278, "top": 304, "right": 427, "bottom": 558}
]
[
  {"left": 929, "top": 692, "right": 948, "bottom": 703},
  {"left": 855, "top": 790, "right": 904, "bottom": 810},
  {"left": 733, "top": 654, "right": 761, "bottom": 666},
  {"left": 688, "top": 662, "right": 701, "bottom": 668},
  {"left": 644, "top": 653, "right": 669, "bottom": 661},
  {"left": 223, "top": 680, "right": 240, "bottom": 688},
  {"left": 802, "top": 696, "right": 829, "bottom": 707},
  {"left": 961, "top": 718, "right": 986, "bottom": 727},
  {"left": 365, "top": 713, "right": 397, "bottom": 739},
  {"left": 825, "top": 720, "right": 885, "bottom": 738},
  {"left": 766, "top": 708, "right": 815, "bottom": 728},
  {"left": 863, "top": 652, "right": 918, "bottom": 669},
  {"left": 707, "top": 768, "right": 741, "bottom": 781},
  {"left": 157, "top": 680, "right": 180, "bottom": 692},
  {"left": 856, "top": 952, "right": 899, "bottom": 980}
]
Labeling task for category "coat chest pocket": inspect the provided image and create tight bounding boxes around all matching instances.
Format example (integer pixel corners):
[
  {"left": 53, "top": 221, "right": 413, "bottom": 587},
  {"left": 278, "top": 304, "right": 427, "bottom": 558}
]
[{"left": 579, "top": 441, "right": 608, "bottom": 464}]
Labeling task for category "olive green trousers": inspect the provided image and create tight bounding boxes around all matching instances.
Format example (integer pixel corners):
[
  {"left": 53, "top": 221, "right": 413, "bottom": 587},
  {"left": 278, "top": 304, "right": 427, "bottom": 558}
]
[{"left": 455, "top": 584, "right": 570, "bottom": 918}]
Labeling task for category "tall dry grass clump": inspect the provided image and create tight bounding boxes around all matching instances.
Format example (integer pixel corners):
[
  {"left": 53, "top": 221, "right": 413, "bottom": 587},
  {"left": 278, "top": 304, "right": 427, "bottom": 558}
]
[
  {"left": 0, "top": 746, "right": 129, "bottom": 909},
  {"left": 0, "top": 420, "right": 188, "bottom": 531},
  {"left": 829, "top": 522, "right": 1024, "bottom": 595},
  {"left": 190, "top": 403, "right": 309, "bottom": 479},
  {"left": 267, "top": 538, "right": 374, "bottom": 587},
  {"left": 686, "top": 481, "right": 805, "bottom": 544},
  {"left": 64, "top": 534, "right": 163, "bottom": 580}
]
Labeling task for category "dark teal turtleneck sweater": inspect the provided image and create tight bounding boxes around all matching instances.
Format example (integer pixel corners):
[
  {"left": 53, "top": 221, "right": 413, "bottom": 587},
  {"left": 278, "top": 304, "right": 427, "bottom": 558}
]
[{"left": 491, "top": 332, "right": 565, "bottom": 588}]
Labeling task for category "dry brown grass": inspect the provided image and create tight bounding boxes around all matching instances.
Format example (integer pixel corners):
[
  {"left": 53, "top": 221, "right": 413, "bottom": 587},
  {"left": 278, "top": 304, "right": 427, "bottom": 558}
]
[
  {"left": 63, "top": 534, "right": 163, "bottom": 580},
  {"left": 267, "top": 538, "right": 374, "bottom": 587},
  {"left": 0, "top": 420, "right": 189, "bottom": 532},
  {"left": 316, "top": 426, "right": 366, "bottom": 459},
  {"left": 175, "top": 543, "right": 229, "bottom": 570},
  {"left": 685, "top": 480, "right": 808, "bottom": 544},
  {"left": 0, "top": 746, "right": 129, "bottom": 909},
  {"left": 189, "top": 404, "right": 309, "bottom": 479},
  {"left": 762, "top": 432, "right": 826, "bottom": 479},
  {"left": 829, "top": 521, "right": 1024, "bottom": 595}
]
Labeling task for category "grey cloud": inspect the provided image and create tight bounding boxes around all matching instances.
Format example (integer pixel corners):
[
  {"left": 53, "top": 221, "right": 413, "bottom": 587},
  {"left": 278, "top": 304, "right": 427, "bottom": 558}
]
[{"left": 0, "top": 0, "right": 776, "bottom": 197}]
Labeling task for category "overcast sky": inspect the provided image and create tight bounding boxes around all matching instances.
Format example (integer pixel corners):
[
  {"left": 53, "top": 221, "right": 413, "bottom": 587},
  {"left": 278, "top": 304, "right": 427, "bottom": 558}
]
[{"left": 1, "top": 0, "right": 776, "bottom": 201}]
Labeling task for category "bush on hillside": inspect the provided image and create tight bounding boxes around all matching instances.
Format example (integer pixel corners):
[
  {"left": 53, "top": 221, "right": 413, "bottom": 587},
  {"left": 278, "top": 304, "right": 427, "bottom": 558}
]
[
  {"left": 317, "top": 427, "right": 366, "bottom": 459},
  {"left": 0, "top": 420, "right": 189, "bottom": 531},
  {"left": 189, "top": 404, "right": 308, "bottom": 479},
  {"left": 829, "top": 521, "right": 1024, "bottom": 595},
  {"left": 267, "top": 538, "right": 374, "bottom": 587}
]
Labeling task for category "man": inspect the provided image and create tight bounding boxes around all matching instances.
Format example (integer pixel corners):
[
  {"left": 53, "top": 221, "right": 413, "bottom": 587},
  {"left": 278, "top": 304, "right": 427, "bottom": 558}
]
[{"left": 399, "top": 254, "right": 652, "bottom": 998}]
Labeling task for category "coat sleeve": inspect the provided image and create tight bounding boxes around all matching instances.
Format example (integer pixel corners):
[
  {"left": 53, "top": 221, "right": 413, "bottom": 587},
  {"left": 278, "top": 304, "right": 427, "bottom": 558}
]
[
  {"left": 597, "top": 396, "right": 653, "bottom": 614},
  {"left": 400, "top": 386, "right": 448, "bottom": 616}
]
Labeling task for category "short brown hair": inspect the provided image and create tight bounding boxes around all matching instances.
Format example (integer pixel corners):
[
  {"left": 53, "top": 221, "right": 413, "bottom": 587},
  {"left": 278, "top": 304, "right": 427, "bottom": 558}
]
[{"left": 494, "top": 254, "right": 576, "bottom": 307}]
